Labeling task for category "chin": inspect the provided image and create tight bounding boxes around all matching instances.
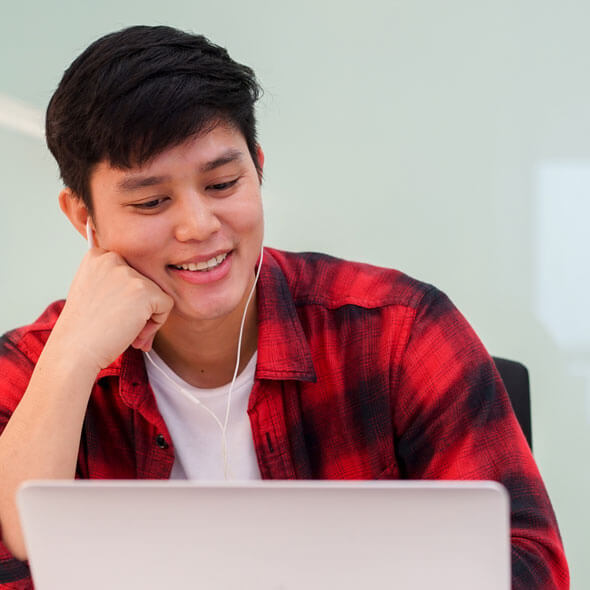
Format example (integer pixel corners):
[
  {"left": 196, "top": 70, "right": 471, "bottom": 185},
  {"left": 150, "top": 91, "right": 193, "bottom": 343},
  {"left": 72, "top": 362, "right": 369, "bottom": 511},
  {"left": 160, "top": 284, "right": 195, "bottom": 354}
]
[{"left": 175, "top": 298, "right": 239, "bottom": 322}]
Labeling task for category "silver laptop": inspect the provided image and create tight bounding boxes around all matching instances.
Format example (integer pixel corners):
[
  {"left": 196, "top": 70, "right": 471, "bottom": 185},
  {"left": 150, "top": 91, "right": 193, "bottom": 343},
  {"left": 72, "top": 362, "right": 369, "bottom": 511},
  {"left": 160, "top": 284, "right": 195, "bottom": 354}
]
[{"left": 17, "top": 480, "right": 510, "bottom": 590}]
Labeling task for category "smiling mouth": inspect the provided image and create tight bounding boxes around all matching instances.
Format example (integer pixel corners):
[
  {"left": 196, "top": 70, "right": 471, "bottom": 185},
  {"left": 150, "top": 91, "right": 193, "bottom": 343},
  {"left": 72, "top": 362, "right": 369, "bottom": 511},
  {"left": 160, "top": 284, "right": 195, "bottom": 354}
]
[{"left": 170, "top": 252, "right": 228, "bottom": 272}]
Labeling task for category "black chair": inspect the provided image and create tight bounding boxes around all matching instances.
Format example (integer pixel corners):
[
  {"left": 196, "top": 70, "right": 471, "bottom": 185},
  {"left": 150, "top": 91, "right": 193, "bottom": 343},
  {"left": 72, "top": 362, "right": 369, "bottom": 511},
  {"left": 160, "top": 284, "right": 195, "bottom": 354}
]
[{"left": 491, "top": 357, "right": 532, "bottom": 450}]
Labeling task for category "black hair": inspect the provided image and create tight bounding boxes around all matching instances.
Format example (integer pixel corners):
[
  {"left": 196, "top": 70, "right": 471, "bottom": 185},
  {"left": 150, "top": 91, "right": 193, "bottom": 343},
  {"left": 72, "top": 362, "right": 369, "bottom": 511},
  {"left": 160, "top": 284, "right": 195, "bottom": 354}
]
[{"left": 46, "top": 25, "right": 262, "bottom": 214}]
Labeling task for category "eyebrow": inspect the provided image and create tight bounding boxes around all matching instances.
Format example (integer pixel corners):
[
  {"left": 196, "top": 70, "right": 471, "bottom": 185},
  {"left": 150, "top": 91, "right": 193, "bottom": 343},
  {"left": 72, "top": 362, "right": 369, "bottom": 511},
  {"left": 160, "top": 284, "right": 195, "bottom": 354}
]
[
  {"left": 116, "top": 149, "right": 245, "bottom": 192},
  {"left": 117, "top": 175, "right": 171, "bottom": 191},
  {"left": 200, "top": 149, "right": 244, "bottom": 172}
]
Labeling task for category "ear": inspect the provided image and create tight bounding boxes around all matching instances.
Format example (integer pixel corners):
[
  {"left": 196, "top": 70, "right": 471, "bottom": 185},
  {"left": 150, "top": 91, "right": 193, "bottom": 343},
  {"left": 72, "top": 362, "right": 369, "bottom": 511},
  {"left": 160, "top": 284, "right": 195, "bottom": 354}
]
[
  {"left": 58, "top": 188, "right": 94, "bottom": 245},
  {"left": 256, "top": 144, "right": 265, "bottom": 182}
]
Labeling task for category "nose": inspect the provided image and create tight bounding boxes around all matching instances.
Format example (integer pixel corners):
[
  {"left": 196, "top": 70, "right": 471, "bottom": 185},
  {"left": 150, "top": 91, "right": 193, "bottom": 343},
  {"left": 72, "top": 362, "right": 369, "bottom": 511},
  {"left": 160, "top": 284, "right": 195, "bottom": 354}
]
[{"left": 174, "top": 192, "right": 222, "bottom": 243}]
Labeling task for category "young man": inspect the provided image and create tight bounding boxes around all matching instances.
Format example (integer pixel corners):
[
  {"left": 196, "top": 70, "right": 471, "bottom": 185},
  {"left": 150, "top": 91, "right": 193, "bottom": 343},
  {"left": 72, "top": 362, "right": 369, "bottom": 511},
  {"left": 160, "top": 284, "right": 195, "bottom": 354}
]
[{"left": 0, "top": 25, "right": 568, "bottom": 588}]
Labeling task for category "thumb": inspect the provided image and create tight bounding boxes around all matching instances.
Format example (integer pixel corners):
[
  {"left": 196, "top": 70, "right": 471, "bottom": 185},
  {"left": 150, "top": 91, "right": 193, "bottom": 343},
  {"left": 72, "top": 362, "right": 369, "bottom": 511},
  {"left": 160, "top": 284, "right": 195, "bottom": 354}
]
[{"left": 131, "top": 318, "right": 162, "bottom": 352}]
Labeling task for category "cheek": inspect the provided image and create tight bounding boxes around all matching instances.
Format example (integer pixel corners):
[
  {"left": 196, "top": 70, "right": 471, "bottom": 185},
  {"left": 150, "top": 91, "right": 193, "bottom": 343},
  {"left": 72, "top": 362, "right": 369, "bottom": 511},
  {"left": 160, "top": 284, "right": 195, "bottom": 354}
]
[
  {"left": 228, "top": 195, "right": 264, "bottom": 237},
  {"left": 99, "top": 222, "right": 167, "bottom": 272}
]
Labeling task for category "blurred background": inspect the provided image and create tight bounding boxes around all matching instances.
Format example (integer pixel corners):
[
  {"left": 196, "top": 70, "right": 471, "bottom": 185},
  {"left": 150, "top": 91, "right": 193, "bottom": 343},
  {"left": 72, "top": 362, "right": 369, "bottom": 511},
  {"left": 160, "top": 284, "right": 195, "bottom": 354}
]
[{"left": 1, "top": 0, "right": 588, "bottom": 586}]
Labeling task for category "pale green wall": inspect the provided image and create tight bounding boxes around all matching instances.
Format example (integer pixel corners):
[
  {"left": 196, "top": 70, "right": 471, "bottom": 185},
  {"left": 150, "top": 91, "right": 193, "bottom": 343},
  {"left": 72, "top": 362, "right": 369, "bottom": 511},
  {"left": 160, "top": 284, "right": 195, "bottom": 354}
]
[{"left": 1, "top": 1, "right": 588, "bottom": 586}]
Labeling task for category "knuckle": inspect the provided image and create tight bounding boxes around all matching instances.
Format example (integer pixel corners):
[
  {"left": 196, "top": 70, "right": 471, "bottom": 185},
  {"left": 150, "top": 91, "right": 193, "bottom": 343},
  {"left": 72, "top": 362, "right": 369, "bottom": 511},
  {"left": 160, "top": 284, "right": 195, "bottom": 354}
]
[{"left": 130, "top": 277, "right": 148, "bottom": 296}]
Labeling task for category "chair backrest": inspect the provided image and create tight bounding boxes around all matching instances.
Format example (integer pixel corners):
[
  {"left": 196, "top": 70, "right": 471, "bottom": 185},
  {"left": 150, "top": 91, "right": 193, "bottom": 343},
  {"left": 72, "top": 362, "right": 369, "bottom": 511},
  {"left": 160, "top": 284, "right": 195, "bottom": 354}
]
[{"left": 491, "top": 357, "right": 532, "bottom": 449}]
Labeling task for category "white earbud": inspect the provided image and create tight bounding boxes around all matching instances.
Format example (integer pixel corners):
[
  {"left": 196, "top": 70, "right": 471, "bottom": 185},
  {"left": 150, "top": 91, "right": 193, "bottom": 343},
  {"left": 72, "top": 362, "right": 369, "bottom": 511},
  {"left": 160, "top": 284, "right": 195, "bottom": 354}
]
[{"left": 86, "top": 218, "right": 94, "bottom": 249}]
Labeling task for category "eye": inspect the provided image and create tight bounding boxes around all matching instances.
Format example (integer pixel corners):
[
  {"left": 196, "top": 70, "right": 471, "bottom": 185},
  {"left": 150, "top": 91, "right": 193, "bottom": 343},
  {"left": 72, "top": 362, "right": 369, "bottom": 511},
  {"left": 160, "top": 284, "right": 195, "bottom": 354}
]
[
  {"left": 208, "top": 178, "right": 239, "bottom": 192},
  {"left": 132, "top": 197, "right": 168, "bottom": 210}
]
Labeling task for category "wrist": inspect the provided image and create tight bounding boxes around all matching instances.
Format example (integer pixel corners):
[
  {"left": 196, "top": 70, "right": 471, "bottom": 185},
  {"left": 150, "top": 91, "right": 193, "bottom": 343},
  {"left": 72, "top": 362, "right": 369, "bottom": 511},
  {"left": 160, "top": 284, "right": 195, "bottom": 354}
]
[{"left": 41, "top": 321, "right": 103, "bottom": 382}]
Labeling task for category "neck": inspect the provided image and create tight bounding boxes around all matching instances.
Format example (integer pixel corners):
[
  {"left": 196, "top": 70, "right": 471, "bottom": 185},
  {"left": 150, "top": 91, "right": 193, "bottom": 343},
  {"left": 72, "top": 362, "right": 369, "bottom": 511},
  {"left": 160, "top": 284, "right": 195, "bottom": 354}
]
[{"left": 152, "top": 292, "right": 258, "bottom": 389}]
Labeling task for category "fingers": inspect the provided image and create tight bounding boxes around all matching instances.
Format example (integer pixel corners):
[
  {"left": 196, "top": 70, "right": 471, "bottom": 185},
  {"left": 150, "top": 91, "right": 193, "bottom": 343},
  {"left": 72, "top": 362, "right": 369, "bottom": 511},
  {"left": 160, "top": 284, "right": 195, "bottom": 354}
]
[
  {"left": 131, "top": 320, "right": 160, "bottom": 352},
  {"left": 132, "top": 295, "right": 175, "bottom": 352}
]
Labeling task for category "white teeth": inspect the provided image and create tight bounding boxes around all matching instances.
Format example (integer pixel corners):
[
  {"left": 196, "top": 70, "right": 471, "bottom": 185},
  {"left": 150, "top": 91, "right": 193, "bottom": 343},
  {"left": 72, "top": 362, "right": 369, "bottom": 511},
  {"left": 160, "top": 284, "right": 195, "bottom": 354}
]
[{"left": 175, "top": 253, "right": 228, "bottom": 272}]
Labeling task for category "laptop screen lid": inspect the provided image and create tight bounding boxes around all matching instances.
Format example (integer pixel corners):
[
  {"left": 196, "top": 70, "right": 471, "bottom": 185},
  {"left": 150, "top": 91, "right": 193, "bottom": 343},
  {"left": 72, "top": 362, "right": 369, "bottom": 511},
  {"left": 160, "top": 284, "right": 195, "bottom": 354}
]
[{"left": 17, "top": 480, "right": 510, "bottom": 590}]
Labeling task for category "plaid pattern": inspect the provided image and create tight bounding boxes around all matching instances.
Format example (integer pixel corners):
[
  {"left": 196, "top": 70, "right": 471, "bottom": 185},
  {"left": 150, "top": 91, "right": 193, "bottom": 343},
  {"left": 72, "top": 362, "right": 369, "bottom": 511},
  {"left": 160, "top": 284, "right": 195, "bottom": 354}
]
[{"left": 0, "top": 248, "right": 568, "bottom": 589}]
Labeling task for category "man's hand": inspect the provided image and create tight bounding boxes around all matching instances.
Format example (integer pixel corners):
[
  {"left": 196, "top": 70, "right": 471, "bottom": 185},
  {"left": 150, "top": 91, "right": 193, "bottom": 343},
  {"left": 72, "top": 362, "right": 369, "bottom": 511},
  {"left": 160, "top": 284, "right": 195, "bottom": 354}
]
[
  {"left": 0, "top": 246, "right": 174, "bottom": 561},
  {"left": 54, "top": 247, "right": 174, "bottom": 372}
]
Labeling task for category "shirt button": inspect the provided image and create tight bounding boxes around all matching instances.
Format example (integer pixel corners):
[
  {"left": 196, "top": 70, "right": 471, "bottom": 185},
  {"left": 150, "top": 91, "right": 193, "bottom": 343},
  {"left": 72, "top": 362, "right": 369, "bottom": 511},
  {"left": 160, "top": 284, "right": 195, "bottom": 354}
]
[{"left": 155, "top": 434, "right": 169, "bottom": 449}]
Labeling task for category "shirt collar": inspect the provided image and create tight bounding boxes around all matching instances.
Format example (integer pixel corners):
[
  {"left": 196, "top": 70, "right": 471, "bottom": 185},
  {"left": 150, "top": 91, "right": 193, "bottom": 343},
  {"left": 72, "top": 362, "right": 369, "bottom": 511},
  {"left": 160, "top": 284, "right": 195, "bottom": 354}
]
[
  {"left": 254, "top": 248, "right": 317, "bottom": 382},
  {"left": 97, "top": 346, "right": 155, "bottom": 411}
]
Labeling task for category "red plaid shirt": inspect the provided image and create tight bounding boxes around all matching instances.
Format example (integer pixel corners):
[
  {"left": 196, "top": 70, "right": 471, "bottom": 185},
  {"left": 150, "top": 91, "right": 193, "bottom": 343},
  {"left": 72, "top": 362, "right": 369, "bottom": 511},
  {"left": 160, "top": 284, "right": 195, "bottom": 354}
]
[{"left": 0, "top": 248, "right": 568, "bottom": 589}]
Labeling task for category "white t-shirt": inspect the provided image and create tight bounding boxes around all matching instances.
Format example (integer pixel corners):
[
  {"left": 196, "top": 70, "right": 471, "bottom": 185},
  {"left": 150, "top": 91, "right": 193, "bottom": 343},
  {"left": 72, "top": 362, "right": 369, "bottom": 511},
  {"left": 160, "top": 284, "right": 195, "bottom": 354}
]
[{"left": 143, "top": 350, "right": 261, "bottom": 480}]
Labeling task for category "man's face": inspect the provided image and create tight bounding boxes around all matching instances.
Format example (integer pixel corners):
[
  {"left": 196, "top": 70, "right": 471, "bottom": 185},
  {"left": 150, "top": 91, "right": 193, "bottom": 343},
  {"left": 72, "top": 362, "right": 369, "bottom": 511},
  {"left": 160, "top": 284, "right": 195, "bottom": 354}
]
[{"left": 88, "top": 123, "right": 264, "bottom": 325}]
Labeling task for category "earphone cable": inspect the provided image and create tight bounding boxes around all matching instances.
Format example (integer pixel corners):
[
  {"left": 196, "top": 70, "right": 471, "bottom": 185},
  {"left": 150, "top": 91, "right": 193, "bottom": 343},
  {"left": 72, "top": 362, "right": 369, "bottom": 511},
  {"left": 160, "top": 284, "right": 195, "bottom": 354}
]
[{"left": 144, "top": 245, "right": 264, "bottom": 480}]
